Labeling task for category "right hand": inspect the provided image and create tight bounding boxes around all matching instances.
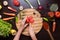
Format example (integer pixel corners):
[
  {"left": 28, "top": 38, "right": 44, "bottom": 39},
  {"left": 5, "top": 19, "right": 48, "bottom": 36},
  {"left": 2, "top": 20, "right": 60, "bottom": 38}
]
[{"left": 29, "top": 23, "right": 37, "bottom": 40}]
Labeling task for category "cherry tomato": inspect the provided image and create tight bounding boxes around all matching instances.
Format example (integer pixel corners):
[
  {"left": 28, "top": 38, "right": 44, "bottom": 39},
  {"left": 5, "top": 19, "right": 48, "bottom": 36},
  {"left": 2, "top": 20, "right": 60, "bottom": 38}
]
[
  {"left": 55, "top": 11, "right": 60, "bottom": 18},
  {"left": 13, "top": 0, "right": 20, "bottom": 6}
]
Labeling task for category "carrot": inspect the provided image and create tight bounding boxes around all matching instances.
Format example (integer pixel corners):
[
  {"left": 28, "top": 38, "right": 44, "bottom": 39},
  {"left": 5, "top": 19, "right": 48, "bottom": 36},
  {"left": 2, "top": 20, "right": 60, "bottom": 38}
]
[
  {"left": 3, "top": 12, "right": 16, "bottom": 16},
  {"left": 52, "top": 21, "right": 56, "bottom": 32},
  {"left": 8, "top": 6, "right": 17, "bottom": 12},
  {"left": 3, "top": 17, "right": 14, "bottom": 21}
]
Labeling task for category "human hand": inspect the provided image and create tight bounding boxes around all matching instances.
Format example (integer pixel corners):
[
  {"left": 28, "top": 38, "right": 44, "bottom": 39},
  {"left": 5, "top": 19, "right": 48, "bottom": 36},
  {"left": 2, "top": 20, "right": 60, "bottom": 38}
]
[
  {"left": 19, "top": 17, "right": 28, "bottom": 30},
  {"left": 29, "top": 23, "right": 37, "bottom": 40}
]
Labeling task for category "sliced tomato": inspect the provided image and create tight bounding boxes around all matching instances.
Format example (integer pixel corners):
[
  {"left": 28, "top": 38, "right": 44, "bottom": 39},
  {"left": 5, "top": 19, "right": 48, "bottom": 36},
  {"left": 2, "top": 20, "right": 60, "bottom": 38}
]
[{"left": 55, "top": 11, "right": 60, "bottom": 18}]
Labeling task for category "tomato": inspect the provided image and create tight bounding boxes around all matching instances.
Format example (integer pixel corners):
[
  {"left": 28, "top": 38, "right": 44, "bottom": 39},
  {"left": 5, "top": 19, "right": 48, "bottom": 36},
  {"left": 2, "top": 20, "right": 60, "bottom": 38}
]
[
  {"left": 55, "top": 11, "right": 60, "bottom": 18},
  {"left": 26, "top": 16, "right": 34, "bottom": 23},
  {"left": 48, "top": 12, "right": 54, "bottom": 18},
  {"left": 13, "top": 0, "right": 20, "bottom": 6}
]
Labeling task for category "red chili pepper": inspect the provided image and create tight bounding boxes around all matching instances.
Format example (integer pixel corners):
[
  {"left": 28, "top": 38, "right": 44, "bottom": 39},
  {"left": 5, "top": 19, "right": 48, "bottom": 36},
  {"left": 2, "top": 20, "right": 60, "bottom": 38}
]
[
  {"left": 13, "top": 0, "right": 20, "bottom": 6},
  {"left": 26, "top": 16, "right": 34, "bottom": 23},
  {"left": 55, "top": 11, "right": 60, "bottom": 18}
]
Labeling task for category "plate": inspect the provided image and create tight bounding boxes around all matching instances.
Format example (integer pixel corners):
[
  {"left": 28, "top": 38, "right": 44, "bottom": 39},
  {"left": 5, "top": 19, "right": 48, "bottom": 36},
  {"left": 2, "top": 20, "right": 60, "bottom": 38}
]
[{"left": 16, "top": 8, "right": 43, "bottom": 36}]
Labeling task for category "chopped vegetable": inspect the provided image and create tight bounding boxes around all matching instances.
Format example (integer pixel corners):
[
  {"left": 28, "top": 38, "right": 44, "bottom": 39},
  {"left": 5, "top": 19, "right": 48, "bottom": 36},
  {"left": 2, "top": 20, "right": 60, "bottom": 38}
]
[
  {"left": 48, "top": 12, "right": 54, "bottom": 18},
  {"left": 0, "top": 5, "right": 2, "bottom": 10},
  {"left": 3, "top": 17, "right": 14, "bottom": 21},
  {"left": 52, "top": 21, "right": 56, "bottom": 32},
  {"left": 3, "top": 12, "right": 16, "bottom": 16},
  {"left": 13, "top": 0, "right": 20, "bottom": 7},
  {"left": 3, "top": 1, "right": 8, "bottom": 6},
  {"left": 0, "top": 19, "right": 12, "bottom": 37},
  {"left": 55, "top": 11, "right": 60, "bottom": 18},
  {"left": 8, "top": 6, "right": 17, "bottom": 12},
  {"left": 24, "top": 0, "right": 34, "bottom": 8},
  {"left": 43, "top": 17, "right": 48, "bottom": 22}
]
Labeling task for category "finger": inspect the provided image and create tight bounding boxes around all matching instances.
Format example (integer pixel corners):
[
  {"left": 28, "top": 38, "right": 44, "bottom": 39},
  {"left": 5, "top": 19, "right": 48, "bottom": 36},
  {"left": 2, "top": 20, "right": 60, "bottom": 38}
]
[
  {"left": 29, "top": 23, "right": 34, "bottom": 32},
  {"left": 22, "top": 16, "right": 27, "bottom": 24},
  {"left": 28, "top": 26, "right": 37, "bottom": 40},
  {"left": 24, "top": 23, "right": 28, "bottom": 28}
]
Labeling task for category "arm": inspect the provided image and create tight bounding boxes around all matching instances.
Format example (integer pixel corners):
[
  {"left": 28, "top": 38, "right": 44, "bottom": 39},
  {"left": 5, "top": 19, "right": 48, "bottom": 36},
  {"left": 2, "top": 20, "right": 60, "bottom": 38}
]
[
  {"left": 13, "top": 24, "right": 27, "bottom": 40},
  {"left": 13, "top": 17, "right": 27, "bottom": 40},
  {"left": 29, "top": 23, "right": 37, "bottom": 40}
]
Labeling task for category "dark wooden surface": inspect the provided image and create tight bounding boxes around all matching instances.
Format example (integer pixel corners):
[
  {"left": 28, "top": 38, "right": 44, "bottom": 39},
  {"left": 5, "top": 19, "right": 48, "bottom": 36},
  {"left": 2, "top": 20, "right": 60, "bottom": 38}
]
[{"left": 0, "top": 0, "right": 60, "bottom": 40}]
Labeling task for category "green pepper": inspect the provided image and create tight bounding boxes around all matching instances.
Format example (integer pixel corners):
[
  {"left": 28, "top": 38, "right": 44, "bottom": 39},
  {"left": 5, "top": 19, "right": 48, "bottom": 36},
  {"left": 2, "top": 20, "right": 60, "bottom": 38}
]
[{"left": 43, "top": 17, "right": 49, "bottom": 22}]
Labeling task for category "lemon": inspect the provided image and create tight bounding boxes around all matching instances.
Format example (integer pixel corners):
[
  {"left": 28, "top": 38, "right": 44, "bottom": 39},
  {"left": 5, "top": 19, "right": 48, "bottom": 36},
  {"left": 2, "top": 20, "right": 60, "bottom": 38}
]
[
  {"left": 0, "top": 5, "right": 2, "bottom": 10},
  {"left": 10, "top": 29, "right": 17, "bottom": 35}
]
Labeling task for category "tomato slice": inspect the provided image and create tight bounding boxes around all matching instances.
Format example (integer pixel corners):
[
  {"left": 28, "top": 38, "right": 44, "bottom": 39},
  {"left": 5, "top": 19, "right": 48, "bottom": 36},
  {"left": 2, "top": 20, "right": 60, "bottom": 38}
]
[{"left": 55, "top": 11, "right": 60, "bottom": 18}]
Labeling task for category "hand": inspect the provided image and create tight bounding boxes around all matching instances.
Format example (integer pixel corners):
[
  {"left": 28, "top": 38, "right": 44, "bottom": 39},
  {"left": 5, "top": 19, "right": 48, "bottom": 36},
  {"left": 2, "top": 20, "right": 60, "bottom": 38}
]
[
  {"left": 29, "top": 23, "right": 37, "bottom": 40},
  {"left": 13, "top": 17, "right": 28, "bottom": 40},
  {"left": 21, "top": 16, "right": 28, "bottom": 29}
]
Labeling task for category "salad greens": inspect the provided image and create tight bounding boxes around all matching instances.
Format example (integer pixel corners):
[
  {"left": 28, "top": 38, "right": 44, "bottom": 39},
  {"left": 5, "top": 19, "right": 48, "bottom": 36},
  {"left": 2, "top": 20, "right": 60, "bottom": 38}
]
[{"left": 0, "top": 19, "right": 12, "bottom": 37}]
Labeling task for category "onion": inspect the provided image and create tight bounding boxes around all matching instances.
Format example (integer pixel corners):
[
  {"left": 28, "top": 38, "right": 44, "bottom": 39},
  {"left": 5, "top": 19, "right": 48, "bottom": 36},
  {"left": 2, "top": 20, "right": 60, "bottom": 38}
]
[{"left": 3, "top": 1, "right": 8, "bottom": 6}]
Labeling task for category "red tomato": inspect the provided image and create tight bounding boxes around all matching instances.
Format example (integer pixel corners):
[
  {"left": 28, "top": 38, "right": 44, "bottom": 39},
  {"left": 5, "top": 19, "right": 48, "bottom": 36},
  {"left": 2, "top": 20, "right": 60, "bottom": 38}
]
[
  {"left": 29, "top": 19, "right": 34, "bottom": 23},
  {"left": 13, "top": 0, "right": 20, "bottom": 6},
  {"left": 48, "top": 12, "right": 54, "bottom": 18},
  {"left": 55, "top": 11, "right": 60, "bottom": 18},
  {"left": 26, "top": 16, "right": 34, "bottom": 23}
]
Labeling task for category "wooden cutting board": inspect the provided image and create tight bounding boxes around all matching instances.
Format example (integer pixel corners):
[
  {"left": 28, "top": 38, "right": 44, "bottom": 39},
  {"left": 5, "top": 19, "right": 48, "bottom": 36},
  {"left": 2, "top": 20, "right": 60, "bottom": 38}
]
[{"left": 16, "top": 8, "right": 43, "bottom": 36}]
